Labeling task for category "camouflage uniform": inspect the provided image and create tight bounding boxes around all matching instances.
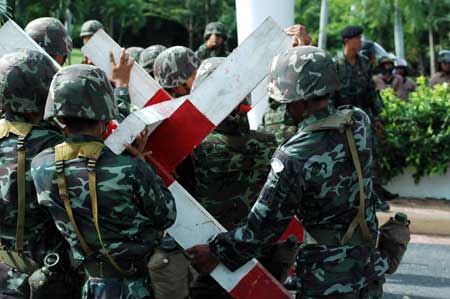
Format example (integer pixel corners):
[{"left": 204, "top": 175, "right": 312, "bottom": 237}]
[
  {"left": 80, "top": 20, "right": 104, "bottom": 38},
  {"left": 126, "top": 47, "right": 144, "bottom": 63},
  {"left": 430, "top": 50, "right": 450, "bottom": 88},
  {"left": 25, "top": 17, "right": 72, "bottom": 58},
  {"left": 259, "top": 100, "right": 298, "bottom": 145},
  {"left": 31, "top": 65, "right": 177, "bottom": 299},
  {"left": 208, "top": 46, "right": 388, "bottom": 298},
  {"left": 195, "top": 22, "right": 230, "bottom": 61},
  {"left": 139, "top": 45, "right": 167, "bottom": 77},
  {"left": 0, "top": 50, "right": 75, "bottom": 298},
  {"left": 334, "top": 52, "right": 382, "bottom": 119}
]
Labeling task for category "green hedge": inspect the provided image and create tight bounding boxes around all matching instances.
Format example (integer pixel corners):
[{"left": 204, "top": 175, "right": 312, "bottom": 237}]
[{"left": 379, "top": 77, "right": 450, "bottom": 183}]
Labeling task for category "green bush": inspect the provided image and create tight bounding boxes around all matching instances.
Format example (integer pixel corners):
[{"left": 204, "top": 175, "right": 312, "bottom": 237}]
[{"left": 379, "top": 77, "right": 450, "bottom": 183}]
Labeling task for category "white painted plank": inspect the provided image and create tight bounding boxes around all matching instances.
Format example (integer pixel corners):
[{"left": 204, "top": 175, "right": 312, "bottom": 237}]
[
  {"left": 167, "top": 181, "right": 259, "bottom": 292},
  {"left": 105, "top": 96, "right": 186, "bottom": 154},
  {"left": 81, "top": 30, "right": 165, "bottom": 108},
  {"left": 0, "top": 20, "right": 60, "bottom": 69},
  {"left": 190, "top": 17, "right": 291, "bottom": 126}
]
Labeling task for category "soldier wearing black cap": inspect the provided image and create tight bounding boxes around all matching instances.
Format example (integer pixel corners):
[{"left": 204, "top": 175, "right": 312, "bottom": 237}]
[{"left": 335, "top": 25, "right": 392, "bottom": 211}]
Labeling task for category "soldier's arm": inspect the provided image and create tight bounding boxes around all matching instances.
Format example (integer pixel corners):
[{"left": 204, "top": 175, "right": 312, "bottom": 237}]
[
  {"left": 133, "top": 160, "right": 177, "bottom": 229},
  {"left": 209, "top": 150, "right": 303, "bottom": 271},
  {"left": 110, "top": 49, "right": 134, "bottom": 122}
]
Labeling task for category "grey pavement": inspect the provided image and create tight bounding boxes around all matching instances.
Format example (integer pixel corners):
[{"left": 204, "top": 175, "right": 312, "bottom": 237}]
[{"left": 383, "top": 242, "right": 450, "bottom": 299}]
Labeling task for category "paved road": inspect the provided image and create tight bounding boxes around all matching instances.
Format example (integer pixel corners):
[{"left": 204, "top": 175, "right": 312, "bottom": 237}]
[{"left": 383, "top": 242, "right": 450, "bottom": 299}]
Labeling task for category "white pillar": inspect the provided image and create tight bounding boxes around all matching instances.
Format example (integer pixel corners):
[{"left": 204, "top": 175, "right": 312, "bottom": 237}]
[
  {"left": 236, "top": 0, "right": 294, "bottom": 129},
  {"left": 318, "top": 0, "right": 328, "bottom": 49}
]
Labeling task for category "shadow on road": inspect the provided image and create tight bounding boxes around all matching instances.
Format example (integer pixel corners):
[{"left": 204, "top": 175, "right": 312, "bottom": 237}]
[{"left": 386, "top": 273, "right": 450, "bottom": 288}]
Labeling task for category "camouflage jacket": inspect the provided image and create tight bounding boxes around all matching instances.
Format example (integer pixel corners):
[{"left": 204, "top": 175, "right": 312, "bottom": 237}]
[
  {"left": 258, "top": 102, "right": 298, "bottom": 145},
  {"left": 210, "top": 106, "right": 388, "bottom": 296},
  {"left": 335, "top": 53, "right": 382, "bottom": 119},
  {"left": 193, "top": 114, "right": 277, "bottom": 230},
  {"left": 195, "top": 43, "right": 229, "bottom": 61},
  {"left": 0, "top": 113, "right": 64, "bottom": 263},
  {"left": 31, "top": 135, "right": 176, "bottom": 268}
]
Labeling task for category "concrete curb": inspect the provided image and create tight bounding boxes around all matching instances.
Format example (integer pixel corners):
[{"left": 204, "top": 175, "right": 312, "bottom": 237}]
[{"left": 376, "top": 198, "right": 450, "bottom": 236}]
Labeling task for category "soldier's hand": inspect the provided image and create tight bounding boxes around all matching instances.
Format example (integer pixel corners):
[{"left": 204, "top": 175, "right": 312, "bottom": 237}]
[
  {"left": 110, "top": 48, "right": 134, "bottom": 88},
  {"left": 124, "top": 128, "right": 152, "bottom": 161},
  {"left": 285, "top": 24, "right": 312, "bottom": 47},
  {"left": 186, "top": 245, "right": 219, "bottom": 274}
]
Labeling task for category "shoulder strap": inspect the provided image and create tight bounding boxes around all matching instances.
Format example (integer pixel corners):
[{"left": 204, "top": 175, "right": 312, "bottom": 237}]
[
  {"left": 55, "top": 141, "right": 136, "bottom": 276},
  {"left": 301, "top": 111, "right": 373, "bottom": 245},
  {"left": 0, "top": 119, "right": 34, "bottom": 252}
]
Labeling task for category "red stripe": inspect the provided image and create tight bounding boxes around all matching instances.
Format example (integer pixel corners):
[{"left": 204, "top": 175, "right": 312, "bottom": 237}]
[
  {"left": 278, "top": 216, "right": 304, "bottom": 242},
  {"left": 145, "top": 155, "right": 175, "bottom": 186},
  {"left": 144, "top": 88, "right": 172, "bottom": 107},
  {"left": 230, "top": 263, "right": 293, "bottom": 299},
  {"left": 144, "top": 99, "right": 215, "bottom": 174}
]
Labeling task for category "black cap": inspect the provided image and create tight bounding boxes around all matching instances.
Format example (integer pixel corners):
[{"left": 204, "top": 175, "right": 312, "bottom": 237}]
[{"left": 342, "top": 25, "right": 364, "bottom": 41}]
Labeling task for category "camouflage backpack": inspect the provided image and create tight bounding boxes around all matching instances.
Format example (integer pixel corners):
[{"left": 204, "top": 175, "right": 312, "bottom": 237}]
[
  {"left": 80, "top": 20, "right": 103, "bottom": 38},
  {"left": 204, "top": 22, "right": 227, "bottom": 40},
  {"left": 25, "top": 17, "right": 72, "bottom": 57},
  {"left": 153, "top": 46, "right": 201, "bottom": 88},
  {"left": 44, "top": 65, "right": 118, "bottom": 120},
  {"left": 0, "top": 49, "right": 58, "bottom": 113},
  {"left": 139, "top": 45, "right": 167, "bottom": 75},
  {"left": 267, "top": 46, "right": 340, "bottom": 103}
]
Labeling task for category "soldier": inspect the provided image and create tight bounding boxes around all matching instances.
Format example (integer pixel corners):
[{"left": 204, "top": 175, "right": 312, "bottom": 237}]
[
  {"left": 80, "top": 20, "right": 104, "bottom": 45},
  {"left": 30, "top": 64, "right": 177, "bottom": 299},
  {"left": 373, "top": 56, "right": 403, "bottom": 92},
  {"left": 195, "top": 22, "right": 229, "bottom": 61},
  {"left": 187, "top": 46, "right": 388, "bottom": 299},
  {"left": 24, "top": 17, "right": 73, "bottom": 66},
  {"left": 139, "top": 45, "right": 167, "bottom": 77},
  {"left": 190, "top": 58, "right": 297, "bottom": 298},
  {"left": 126, "top": 47, "right": 144, "bottom": 62},
  {"left": 335, "top": 25, "right": 391, "bottom": 209},
  {"left": 429, "top": 50, "right": 450, "bottom": 88},
  {"left": 360, "top": 40, "right": 377, "bottom": 66},
  {"left": 0, "top": 49, "right": 79, "bottom": 298},
  {"left": 394, "top": 58, "right": 416, "bottom": 101}
]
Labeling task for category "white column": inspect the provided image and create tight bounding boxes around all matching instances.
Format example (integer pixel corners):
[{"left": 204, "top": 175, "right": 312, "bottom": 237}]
[{"left": 236, "top": 0, "right": 294, "bottom": 129}]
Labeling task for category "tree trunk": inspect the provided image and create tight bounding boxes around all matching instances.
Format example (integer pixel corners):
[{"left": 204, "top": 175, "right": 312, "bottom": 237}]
[
  {"left": 429, "top": 26, "right": 436, "bottom": 76},
  {"left": 394, "top": 2, "right": 405, "bottom": 59},
  {"left": 318, "top": 0, "right": 328, "bottom": 49}
]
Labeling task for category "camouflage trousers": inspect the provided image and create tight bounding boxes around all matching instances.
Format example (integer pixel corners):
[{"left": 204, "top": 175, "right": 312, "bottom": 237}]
[
  {"left": 0, "top": 263, "right": 29, "bottom": 299},
  {"left": 82, "top": 276, "right": 152, "bottom": 299}
]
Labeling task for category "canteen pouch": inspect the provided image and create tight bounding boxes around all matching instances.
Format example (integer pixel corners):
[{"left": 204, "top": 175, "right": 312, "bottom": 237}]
[
  {"left": 147, "top": 237, "right": 190, "bottom": 299},
  {"left": 378, "top": 212, "right": 411, "bottom": 274},
  {"left": 0, "top": 249, "right": 39, "bottom": 274}
]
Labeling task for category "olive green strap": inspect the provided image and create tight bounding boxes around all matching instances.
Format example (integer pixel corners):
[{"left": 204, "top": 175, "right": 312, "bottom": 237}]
[
  {"left": 55, "top": 166, "right": 94, "bottom": 256},
  {"left": 15, "top": 136, "right": 26, "bottom": 252},
  {"left": 341, "top": 126, "right": 373, "bottom": 245},
  {"left": 88, "top": 159, "right": 135, "bottom": 276}
]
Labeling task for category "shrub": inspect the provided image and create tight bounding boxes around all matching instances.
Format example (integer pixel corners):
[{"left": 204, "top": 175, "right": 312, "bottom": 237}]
[{"left": 379, "top": 77, "right": 450, "bottom": 183}]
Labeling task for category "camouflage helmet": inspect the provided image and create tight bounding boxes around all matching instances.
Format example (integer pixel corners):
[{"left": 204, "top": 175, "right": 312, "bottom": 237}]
[
  {"left": 80, "top": 20, "right": 104, "bottom": 38},
  {"left": 139, "top": 45, "right": 167, "bottom": 74},
  {"left": 44, "top": 65, "right": 118, "bottom": 121},
  {"left": 204, "top": 22, "right": 227, "bottom": 40},
  {"left": 192, "top": 57, "right": 225, "bottom": 90},
  {"left": 153, "top": 46, "right": 201, "bottom": 88},
  {"left": 25, "top": 17, "right": 73, "bottom": 57},
  {"left": 394, "top": 58, "right": 408, "bottom": 68},
  {"left": 438, "top": 50, "right": 450, "bottom": 64},
  {"left": 378, "top": 56, "right": 394, "bottom": 67},
  {"left": 267, "top": 46, "right": 340, "bottom": 103},
  {"left": 0, "top": 50, "right": 58, "bottom": 113},
  {"left": 125, "top": 47, "right": 144, "bottom": 62}
]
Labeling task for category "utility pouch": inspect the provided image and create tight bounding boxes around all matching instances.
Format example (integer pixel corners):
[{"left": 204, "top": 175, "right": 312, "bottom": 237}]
[
  {"left": 378, "top": 212, "right": 410, "bottom": 274},
  {"left": 0, "top": 249, "right": 39, "bottom": 274},
  {"left": 147, "top": 236, "right": 190, "bottom": 299}
]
